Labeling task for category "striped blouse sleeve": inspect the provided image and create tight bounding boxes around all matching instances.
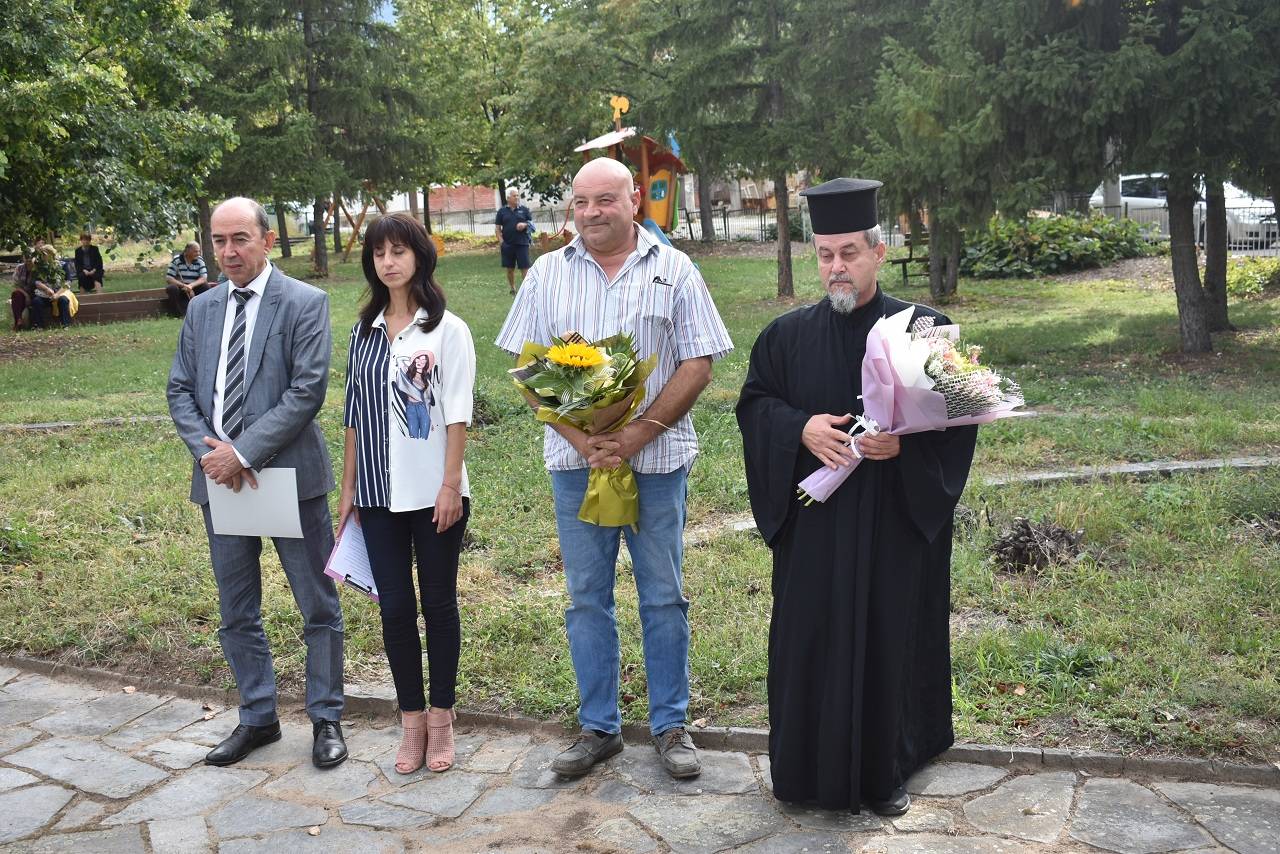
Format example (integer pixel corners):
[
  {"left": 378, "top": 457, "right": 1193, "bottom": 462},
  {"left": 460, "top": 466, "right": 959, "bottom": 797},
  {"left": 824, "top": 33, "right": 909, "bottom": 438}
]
[{"left": 342, "top": 324, "right": 360, "bottom": 428}]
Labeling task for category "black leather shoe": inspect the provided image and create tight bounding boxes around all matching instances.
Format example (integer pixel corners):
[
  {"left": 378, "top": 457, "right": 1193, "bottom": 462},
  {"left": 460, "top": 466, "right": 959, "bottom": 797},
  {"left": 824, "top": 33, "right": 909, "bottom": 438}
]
[
  {"left": 867, "top": 785, "right": 911, "bottom": 816},
  {"left": 204, "top": 721, "right": 282, "bottom": 766},
  {"left": 312, "top": 719, "right": 348, "bottom": 768}
]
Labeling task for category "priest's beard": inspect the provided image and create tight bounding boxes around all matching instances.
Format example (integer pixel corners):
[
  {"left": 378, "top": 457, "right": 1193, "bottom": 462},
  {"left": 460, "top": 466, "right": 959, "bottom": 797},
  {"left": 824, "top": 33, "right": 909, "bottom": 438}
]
[{"left": 827, "top": 284, "right": 862, "bottom": 314}]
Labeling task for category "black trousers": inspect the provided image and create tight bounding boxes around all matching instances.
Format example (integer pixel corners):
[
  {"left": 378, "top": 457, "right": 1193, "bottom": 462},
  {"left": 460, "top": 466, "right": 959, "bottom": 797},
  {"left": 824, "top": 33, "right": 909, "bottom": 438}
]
[
  {"left": 166, "top": 282, "right": 209, "bottom": 317},
  {"left": 360, "top": 501, "right": 469, "bottom": 711}
]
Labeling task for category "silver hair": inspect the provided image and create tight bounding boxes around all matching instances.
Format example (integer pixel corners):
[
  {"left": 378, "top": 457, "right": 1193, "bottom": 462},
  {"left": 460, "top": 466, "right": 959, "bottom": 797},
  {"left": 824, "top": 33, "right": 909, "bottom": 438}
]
[
  {"left": 506, "top": 187, "right": 520, "bottom": 198},
  {"left": 213, "top": 197, "right": 271, "bottom": 236},
  {"left": 185, "top": 241, "right": 201, "bottom": 253},
  {"left": 811, "top": 224, "right": 883, "bottom": 249}
]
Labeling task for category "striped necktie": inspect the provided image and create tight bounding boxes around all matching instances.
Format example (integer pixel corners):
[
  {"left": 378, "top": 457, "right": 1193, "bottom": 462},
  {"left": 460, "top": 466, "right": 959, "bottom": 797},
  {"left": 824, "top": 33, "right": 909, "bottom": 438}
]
[{"left": 223, "top": 288, "right": 256, "bottom": 440}]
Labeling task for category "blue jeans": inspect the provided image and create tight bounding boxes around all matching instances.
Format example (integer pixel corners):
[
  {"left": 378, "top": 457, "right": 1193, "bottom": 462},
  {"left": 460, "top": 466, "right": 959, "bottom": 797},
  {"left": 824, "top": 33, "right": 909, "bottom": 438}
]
[
  {"left": 406, "top": 401, "right": 430, "bottom": 439},
  {"left": 550, "top": 466, "right": 690, "bottom": 736},
  {"left": 32, "top": 294, "right": 70, "bottom": 328}
]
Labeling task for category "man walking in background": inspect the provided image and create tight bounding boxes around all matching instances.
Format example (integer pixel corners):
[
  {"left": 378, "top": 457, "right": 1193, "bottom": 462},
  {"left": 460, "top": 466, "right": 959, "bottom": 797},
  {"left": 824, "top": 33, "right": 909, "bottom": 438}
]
[{"left": 495, "top": 187, "right": 536, "bottom": 294}]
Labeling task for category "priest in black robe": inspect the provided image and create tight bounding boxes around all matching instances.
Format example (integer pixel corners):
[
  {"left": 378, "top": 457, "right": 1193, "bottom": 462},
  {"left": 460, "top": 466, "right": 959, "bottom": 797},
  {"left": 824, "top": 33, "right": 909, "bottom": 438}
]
[{"left": 736, "top": 178, "right": 978, "bottom": 816}]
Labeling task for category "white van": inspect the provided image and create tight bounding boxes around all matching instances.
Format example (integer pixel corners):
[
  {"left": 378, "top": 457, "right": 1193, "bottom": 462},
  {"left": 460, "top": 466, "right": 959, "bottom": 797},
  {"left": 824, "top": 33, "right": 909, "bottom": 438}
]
[{"left": 1089, "top": 174, "right": 1276, "bottom": 248}]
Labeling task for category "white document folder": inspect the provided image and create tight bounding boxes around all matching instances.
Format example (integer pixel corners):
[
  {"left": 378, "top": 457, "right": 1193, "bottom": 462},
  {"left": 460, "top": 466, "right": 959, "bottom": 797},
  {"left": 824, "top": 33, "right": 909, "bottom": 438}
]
[
  {"left": 325, "top": 515, "right": 379, "bottom": 602},
  {"left": 205, "top": 468, "right": 303, "bottom": 539}
]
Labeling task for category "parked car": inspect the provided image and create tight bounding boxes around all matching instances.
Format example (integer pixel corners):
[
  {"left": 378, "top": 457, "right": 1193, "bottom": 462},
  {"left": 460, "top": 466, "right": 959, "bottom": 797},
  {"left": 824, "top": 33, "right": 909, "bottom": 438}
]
[{"left": 1089, "top": 174, "right": 1278, "bottom": 248}]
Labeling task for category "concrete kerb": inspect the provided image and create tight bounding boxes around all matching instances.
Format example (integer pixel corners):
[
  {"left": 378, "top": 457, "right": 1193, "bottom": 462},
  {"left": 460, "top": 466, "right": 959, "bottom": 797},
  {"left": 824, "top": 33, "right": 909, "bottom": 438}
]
[
  {"left": 0, "top": 415, "right": 171, "bottom": 433},
  {"left": 4, "top": 653, "right": 1276, "bottom": 788}
]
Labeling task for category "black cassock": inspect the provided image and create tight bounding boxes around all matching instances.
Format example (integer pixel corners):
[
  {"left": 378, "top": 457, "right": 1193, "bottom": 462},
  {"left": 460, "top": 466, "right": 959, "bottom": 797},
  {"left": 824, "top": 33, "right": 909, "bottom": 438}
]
[{"left": 735, "top": 287, "right": 977, "bottom": 810}]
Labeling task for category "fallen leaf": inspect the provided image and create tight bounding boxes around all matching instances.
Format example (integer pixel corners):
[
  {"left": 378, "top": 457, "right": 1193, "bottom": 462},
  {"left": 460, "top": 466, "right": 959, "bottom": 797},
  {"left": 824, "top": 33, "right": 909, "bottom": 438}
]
[
  {"left": 692, "top": 718, "right": 709, "bottom": 728},
  {"left": 202, "top": 702, "right": 214, "bottom": 711},
  {"left": 202, "top": 712, "right": 215, "bottom": 720},
  {"left": 1013, "top": 685, "right": 1026, "bottom": 696},
  {"left": 123, "top": 686, "right": 137, "bottom": 694},
  {"left": 307, "top": 826, "right": 321, "bottom": 837}
]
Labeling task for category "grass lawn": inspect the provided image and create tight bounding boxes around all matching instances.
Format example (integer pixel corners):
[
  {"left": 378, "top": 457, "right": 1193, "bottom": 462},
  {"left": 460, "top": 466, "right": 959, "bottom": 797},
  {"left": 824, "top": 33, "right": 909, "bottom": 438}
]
[{"left": 1, "top": 246, "right": 1276, "bottom": 762}]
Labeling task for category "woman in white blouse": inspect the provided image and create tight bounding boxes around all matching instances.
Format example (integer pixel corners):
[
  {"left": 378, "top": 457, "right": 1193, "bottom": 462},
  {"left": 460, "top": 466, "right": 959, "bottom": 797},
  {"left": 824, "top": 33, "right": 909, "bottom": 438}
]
[{"left": 340, "top": 213, "right": 476, "bottom": 774}]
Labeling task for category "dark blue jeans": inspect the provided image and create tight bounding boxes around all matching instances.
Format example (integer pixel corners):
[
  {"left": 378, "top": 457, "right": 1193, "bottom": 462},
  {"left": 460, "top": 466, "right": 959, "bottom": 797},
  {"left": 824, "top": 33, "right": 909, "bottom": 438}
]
[{"left": 31, "top": 294, "right": 70, "bottom": 328}]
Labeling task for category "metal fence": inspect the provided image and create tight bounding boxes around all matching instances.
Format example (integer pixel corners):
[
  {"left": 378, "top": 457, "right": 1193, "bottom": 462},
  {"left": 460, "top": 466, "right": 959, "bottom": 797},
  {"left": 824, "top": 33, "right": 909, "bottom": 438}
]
[
  {"left": 1081, "top": 204, "right": 1278, "bottom": 256},
  {"left": 430, "top": 205, "right": 911, "bottom": 246},
  {"left": 423, "top": 201, "right": 1277, "bottom": 256}
]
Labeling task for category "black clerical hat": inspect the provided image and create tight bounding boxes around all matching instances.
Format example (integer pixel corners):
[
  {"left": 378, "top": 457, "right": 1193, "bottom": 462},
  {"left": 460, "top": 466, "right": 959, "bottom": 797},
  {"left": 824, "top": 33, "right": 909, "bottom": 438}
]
[{"left": 800, "top": 177, "right": 883, "bottom": 234}]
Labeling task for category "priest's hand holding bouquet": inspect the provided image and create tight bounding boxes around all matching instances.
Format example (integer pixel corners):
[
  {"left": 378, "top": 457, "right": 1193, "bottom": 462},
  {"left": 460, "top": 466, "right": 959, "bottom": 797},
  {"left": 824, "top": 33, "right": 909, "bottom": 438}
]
[
  {"left": 797, "top": 307, "right": 1031, "bottom": 504},
  {"left": 510, "top": 332, "right": 656, "bottom": 528}
]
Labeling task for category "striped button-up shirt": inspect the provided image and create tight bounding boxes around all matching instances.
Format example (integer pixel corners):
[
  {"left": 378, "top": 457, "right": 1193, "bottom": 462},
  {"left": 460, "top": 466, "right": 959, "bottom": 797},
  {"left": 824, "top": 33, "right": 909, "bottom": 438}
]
[
  {"left": 166, "top": 253, "right": 208, "bottom": 284},
  {"left": 495, "top": 225, "right": 732, "bottom": 474}
]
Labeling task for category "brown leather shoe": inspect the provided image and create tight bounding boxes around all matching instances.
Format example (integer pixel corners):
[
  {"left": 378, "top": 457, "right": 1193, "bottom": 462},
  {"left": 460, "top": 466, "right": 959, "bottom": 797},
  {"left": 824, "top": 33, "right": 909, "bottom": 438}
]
[
  {"left": 551, "top": 728, "right": 623, "bottom": 777},
  {"left": 654, "top": 726, "right": 701, "bottom": 779}
]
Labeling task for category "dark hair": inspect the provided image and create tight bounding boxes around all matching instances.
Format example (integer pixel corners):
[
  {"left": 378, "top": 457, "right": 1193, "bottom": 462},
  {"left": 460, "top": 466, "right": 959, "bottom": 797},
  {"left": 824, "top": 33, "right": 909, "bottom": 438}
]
[
  {"left": 79, "top": 233, "right": 92, "bottom": 241},
  {"left": 359, "top": 213, "right": 446, "bottom": 335}
]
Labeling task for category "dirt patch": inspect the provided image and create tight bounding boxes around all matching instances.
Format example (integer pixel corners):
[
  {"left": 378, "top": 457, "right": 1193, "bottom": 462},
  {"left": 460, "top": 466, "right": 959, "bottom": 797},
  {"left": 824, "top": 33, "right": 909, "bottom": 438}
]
[
  {"left": 0, "top": 330, "right": 103, "bottom": 361},
  {"left": 1053, "top": 256, "right": 1174, "bottom": 289}
]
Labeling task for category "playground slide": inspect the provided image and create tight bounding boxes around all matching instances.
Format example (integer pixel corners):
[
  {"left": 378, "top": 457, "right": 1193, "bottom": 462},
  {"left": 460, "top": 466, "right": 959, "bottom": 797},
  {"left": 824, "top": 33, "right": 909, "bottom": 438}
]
[{"left": 641, "top": 218, "right": 673, "bottom": 246}]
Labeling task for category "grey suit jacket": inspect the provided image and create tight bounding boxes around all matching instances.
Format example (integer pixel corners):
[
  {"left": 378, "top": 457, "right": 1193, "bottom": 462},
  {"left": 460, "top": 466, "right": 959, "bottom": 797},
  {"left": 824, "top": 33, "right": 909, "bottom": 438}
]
[{"left": 167, "top": 265, "right": 336, "bottom": 505}]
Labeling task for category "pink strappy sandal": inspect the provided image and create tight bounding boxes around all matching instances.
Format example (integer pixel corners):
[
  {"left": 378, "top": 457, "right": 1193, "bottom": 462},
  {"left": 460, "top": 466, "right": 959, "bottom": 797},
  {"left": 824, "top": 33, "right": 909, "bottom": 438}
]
[
  {"left": 394, "top": 709, "right": 428, "bottom": 774},
  {"left": 425, "top": 707, "right": 457, "bottom": 772}
]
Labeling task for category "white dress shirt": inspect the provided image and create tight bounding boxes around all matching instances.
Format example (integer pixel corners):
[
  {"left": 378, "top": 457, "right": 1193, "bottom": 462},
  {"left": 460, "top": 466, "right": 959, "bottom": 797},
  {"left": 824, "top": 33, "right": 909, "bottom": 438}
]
[{"left": 212, "top": 264, "right": 272, "bottom": 466}]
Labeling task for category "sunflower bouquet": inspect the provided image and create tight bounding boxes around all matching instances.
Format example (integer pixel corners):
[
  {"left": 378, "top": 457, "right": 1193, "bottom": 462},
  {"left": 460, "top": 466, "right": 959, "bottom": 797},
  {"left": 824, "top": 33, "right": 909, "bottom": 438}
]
[{"left": 510, "top": 332, "right": 656, "bottom": 528}]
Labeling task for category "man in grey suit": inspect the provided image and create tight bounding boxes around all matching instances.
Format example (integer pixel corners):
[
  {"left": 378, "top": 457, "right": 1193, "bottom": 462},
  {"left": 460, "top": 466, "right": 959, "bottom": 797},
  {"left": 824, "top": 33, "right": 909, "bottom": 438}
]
[{"left": 167, "top": 197, "right": 347, "bottom": 769}]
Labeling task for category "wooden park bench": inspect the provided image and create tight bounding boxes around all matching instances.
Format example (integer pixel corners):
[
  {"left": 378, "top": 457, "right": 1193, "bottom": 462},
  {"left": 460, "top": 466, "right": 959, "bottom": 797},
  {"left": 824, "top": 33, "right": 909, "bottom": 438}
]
[
  {"left": 888, "top": 231, "right": 930, "bottom": 287},
  {"left": 74, "top": 288, "right": 169, "bottom": 324}
]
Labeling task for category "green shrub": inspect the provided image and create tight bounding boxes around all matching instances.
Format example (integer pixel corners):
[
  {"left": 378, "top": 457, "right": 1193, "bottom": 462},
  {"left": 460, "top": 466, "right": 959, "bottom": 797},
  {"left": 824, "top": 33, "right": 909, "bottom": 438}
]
[
  {"left": 1225, "top": 257, "right": 1280, "bottom": 299},
  {"left": 764, "top": 216, "right": 804, "bottom": 242},
  {"left": 961, "top": 213, "right": 1156, "bottom": 278}
]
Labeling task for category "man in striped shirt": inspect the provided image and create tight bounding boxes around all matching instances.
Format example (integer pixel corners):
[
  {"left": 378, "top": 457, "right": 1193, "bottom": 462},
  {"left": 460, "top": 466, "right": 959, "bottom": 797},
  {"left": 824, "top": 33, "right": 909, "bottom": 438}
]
[
  {"left": 496, "top": 157, "right": 732, "bottom": 781},
  {"left": 165, "top": 241, "right": 210, "bottom": 317}
]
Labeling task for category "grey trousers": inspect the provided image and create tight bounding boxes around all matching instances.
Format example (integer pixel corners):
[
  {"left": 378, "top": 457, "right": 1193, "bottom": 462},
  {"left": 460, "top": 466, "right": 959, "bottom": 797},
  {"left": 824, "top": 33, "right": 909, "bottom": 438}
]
[{"left": 201, "top": 494, "right": 344, "bottom": 725}]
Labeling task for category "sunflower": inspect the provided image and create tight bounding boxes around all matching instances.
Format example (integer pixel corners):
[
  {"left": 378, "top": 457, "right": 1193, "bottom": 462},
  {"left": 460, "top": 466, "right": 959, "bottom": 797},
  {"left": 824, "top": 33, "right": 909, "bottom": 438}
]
[{"left": 546, "top": 341, "right": 607, "bottom": 369}]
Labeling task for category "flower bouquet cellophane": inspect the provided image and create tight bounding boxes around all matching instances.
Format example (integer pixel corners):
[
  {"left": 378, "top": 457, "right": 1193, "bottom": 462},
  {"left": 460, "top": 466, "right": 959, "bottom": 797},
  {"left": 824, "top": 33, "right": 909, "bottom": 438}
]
[{"left": 510, "top": 332, "right": 656, "bottom": 528}]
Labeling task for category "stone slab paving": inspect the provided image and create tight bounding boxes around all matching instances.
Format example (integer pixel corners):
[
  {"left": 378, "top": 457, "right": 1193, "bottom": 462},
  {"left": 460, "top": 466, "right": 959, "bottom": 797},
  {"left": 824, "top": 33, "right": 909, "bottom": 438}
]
[
  {"left": 1155, "top": 782, "right": 1280, "bottom": 854},
  {"left": 147, "top": 816, "right": 211, "bottom": 854},
  {"left": 100, "top": 698, "right": 213, "bottom": 750},
  {"left": 0, "top": 726, "right": 40, "bottom": 755},
  {"left": 31, "top": 690, "right": 168, "bottom": 738},
  {"left": 1070, "top": 778, "right": 1213, "bottom": 854},
  {"left": 1, "top": 667, "right": 1278, "bottom": 852},
  {"left": 963, "top": 770, "right": 1076, "bottom": 843},
  {"left": 5, "top": 737, "right": 169, "bottom": 799}
]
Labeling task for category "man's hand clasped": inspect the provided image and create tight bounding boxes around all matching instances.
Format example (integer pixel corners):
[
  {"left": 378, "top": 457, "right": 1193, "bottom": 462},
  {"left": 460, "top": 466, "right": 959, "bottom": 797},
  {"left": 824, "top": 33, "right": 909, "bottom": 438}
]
[
  {"left": 201, "top": 436, "right": 258, "bottom": 492},
  {"left": 580, "top": 420, "right": 662, "bottom": 470},
  {"left": 802, "top": 414, "right": 899, "bottom": 470}
]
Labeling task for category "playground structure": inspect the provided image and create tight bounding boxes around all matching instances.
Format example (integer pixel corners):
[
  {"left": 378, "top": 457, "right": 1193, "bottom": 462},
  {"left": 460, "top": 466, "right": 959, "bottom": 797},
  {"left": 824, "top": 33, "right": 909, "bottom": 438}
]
[{"left": 568, "top": 96, "right": 687, "bottom": 247}]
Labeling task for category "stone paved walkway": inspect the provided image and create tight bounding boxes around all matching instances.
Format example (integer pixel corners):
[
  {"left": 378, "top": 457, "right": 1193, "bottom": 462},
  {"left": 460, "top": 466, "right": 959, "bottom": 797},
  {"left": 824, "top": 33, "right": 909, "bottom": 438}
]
[{"left": 1, "top": 667, "right": 1276, "bottom": 853}]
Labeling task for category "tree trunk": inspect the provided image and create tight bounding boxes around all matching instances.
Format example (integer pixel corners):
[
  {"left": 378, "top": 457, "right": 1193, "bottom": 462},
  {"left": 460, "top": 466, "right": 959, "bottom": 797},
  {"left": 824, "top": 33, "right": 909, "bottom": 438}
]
[
  {"left": 422, "top": 187, "right": 433, "bottom": 234},
  {"left": 1167, "top": 175, "right": 1211, "bottom": 352},
  {"left": 774, "top": 171, "right": 793, "bottom": 298},
  {"left": 197, "top": 196, "right": 218, "bottom": 279},
  {"left": 1202, "top": 178, "right": 1231, "bottom": 332},
  {"left": 925, "top": 209, "right": 961, "bottom": 302},
  {"left": 332, "top": 190, "right": 342, "bottom": 254},
  {"left": 408, "top": 188, "right": 420, "bottom": 220},
  {"left": 312, "top": 197, "right": 329, "bottom": 277},
  {"left": 697, "top": 175, "right": 717, "bottom": 242},
  {"left": 274, "top": 198, "right": 291, "bottom": 259},
  {"left": 303, "top": 5, "right": 324, "bottom": 278}
]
